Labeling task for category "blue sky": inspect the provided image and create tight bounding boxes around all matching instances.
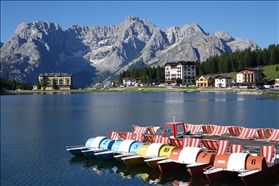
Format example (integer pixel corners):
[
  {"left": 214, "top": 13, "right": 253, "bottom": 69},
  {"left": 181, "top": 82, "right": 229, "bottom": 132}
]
[{"left": 1, "top": 1, "right": 278, "bottom": 49}]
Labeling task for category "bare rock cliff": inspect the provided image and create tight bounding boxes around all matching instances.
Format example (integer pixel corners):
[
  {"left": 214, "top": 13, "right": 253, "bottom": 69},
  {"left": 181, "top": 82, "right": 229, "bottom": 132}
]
[{"left": 0, "top": 15, "right": 259, "bottom": 87}]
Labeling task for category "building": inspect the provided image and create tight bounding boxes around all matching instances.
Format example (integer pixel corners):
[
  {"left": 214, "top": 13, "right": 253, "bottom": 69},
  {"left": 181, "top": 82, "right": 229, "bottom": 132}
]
[
  {"left": 236, "top": 68, "right": 265, "bottom": 87},
  {"left": 122, "top": 77, "right": 137, "bottom": 86},
  {"left": 274, "top": 77, "right": 279, "bottom": 89},
  {"left": 274, "top": 77, "right": 279, "bottom": 85},
  {"left": 111, "top": 80, "right": 119, "bottom": 86},
  {"left": 196, "top": 75, "right": 214, "bottom": 87},
  {"left": 38, "top": 73, "right": 73, "bottom": 90},
  {"left": 165, "top": 61, "right": 196, "bottom": 85},
  {"left": 214, "top": 75, "right": 232, "bottom": 88}
]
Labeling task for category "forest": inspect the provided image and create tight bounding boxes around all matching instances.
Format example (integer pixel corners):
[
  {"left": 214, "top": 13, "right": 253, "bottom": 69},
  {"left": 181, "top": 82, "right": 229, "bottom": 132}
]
[
  {"left": 197, "top": 44, "right": 279, "bottom": 75},
  {"left": 0, "top": 77, "right": 33, "bottom": 90},
  {"left": 119, "top": 44, "right": 279, "bottom": 84}
]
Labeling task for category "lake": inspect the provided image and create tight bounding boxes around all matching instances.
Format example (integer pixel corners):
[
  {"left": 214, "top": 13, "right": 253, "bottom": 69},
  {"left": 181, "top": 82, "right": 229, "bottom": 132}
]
[{"left": 1, "top": 92, "right": 278, "bottom": 185}]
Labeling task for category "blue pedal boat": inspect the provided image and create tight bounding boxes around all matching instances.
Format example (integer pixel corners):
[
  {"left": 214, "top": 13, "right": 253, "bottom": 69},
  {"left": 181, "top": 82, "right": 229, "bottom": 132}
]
[{"left": 82, "top": 137, "right": 115, "bottom": 157}]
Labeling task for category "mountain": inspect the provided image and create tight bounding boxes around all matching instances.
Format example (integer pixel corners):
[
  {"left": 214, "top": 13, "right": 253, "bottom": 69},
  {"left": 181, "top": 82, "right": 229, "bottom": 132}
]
[{"left": 0, "top": 15, "right": 259, "bottom": 88}]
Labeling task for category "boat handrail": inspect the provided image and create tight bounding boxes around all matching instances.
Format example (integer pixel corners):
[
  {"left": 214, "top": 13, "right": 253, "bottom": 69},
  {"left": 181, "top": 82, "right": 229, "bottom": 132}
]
[
  {"left": 66, "top": 145, "right": 84, "bottom": 149},
  {"left": 238, "top": 167, "right": 260, "bottom": 174},
  {"left": 202, "top": 165, "right": 212, "bottom": 171},
  {"left": 144, "top": 155, "right": 157, "bottom": 159}
]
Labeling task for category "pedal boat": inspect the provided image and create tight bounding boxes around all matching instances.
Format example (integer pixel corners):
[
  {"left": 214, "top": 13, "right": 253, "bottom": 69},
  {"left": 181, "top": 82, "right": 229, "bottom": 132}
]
[{"left": 66, "top": 136, "right": 107, "bottom": 156}]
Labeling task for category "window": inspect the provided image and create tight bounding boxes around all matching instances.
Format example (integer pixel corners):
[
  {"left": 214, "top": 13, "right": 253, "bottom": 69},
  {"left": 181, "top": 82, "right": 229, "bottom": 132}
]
[
  {"left": 165, "top": 126, "right": 172, "bottom": 135},
  {"left": 176, "top": 124, "right": 184, "bottom": 135}
]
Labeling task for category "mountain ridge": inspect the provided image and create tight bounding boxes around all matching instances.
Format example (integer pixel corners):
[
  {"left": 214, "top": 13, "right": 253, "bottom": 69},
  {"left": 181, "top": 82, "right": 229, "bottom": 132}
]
[{"left": 0, "top": 15, "right": 259, "bottom": 87}]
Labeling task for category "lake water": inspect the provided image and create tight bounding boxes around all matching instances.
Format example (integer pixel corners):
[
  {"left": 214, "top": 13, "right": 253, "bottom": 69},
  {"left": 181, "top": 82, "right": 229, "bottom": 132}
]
[{"left": 1, "top": 92, "right": 278, "bottom": 185}]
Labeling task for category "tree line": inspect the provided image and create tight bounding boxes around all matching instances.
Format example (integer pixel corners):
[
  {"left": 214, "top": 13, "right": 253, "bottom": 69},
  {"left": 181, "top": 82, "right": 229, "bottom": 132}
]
[
  {"left": 0, "top": 77, "right": 33, "bottom": 90},
  {"left": 197, "top": 44, "right": 279, "bottom": 75},
  {"left": 119, "top": 44, "right": 279, "bottom": 84},
  {"left": 119, "top": 65, "right": 165, "bottom": 84}
]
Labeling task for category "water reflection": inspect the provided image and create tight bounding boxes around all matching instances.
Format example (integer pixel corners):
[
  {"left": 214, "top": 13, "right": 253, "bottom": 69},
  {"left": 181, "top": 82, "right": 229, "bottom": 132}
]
[
  {"left": 67, "top": 157, "right": 190, "bottom": 184},
  {"left": 67, "top": 154, "right": 279, "bottom": 185},
  {"left": 68, "top": 157, "right": 255, "bottom": 186}
]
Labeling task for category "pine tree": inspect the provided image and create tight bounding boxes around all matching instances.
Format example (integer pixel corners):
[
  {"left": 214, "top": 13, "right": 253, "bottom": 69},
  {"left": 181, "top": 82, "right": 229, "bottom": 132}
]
[
  {"left": 52, "top": 79, "right": 58, "bottom": 90},
  {"left": 156, "top": 65, "right": 162, "bottom": 82},
  {"left": 37, "top": 79, "right": 41, "bottom": 89},
  {"left": 140, "top": 73, "right": 149, "bottom": 84},
  {"left": 269, "top": 45, "right": 277, "bottom": 65},
  {"left": 262, "top": 48, "right": 269, "bottom": 65},
  {"left": 125, "top": 70, "right": 130, "bottom": 78},
  {"left": 256, "top": 49, "right": 262, "bottom": 66}
]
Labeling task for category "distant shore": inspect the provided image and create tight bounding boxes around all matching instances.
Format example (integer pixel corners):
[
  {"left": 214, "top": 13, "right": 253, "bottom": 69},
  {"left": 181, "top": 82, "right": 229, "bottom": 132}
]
[{"left": 2, "top": 86, "right": 278, "bottom": 96}]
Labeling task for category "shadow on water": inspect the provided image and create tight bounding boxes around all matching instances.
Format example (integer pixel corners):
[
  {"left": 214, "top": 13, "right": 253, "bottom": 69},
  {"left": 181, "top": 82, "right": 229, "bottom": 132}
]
[
  {"left": 148, "top": 167, "right": 192, "bottom": 184},
  {"left": 208, "top": 172, "right": 279, "bottom": 186},
  {"left": 67, "top": 157, "right": 279, "bottom": 186},
  {"left": 67, "top": 157, "right": 193, "bottom": 184},
  {"left": 208, "top": 173, "right": 244, "bottom": 186},
  {"left": 123, "top": 164, "right": 153, "bottom": 176},
  {"left": 68, "top": 156, "right": 89, "bottom": 165},
  {"left": 251, "top": 173, "right": 279, "bottom": 186},
  {"left": 172, "top": 175, "right": 210, "bottom": 186}
]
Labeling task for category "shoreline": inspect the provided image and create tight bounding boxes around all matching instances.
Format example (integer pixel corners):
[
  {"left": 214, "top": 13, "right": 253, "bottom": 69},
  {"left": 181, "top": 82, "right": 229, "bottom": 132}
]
[{"left": 1, "top": 87, "right": 278, "bottom": 96}]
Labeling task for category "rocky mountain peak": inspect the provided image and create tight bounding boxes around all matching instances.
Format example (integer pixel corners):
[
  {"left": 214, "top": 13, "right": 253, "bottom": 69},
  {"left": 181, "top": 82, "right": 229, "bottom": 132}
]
[
  {"left": 125, "top": 15, "right": 140, "bottom": 22},
  {"left": 1, "top": 16, "right": 259, "bottom": 87},
  {"left": 214, "top": 30, "right": 233, "bottom": 42}
]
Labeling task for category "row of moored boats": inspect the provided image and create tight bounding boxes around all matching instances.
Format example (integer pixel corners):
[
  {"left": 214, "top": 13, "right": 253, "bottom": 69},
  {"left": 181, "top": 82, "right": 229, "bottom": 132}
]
[{"left": 66, "top": 122, "right": 279, "bottom": 185}]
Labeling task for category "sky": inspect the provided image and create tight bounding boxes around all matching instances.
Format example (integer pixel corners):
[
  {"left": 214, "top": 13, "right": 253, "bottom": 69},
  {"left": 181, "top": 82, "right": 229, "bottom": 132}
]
[{"left": 1, "top": 1, "right": 278, "bottom": 49}]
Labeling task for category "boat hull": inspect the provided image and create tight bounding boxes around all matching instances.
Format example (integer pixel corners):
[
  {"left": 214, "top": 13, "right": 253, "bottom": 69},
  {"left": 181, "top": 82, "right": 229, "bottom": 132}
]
[
  {"left": 187, "top": 151, "right": 215, "bottom": 176},
  {"left": 158, "top": 160, "right": 186, "bottom": 172},
  {"left": 187, "top": 163, "right": 212, "bottom": 177},
  {"left": 95, "top": 151, "right": 115, "bottom": 160},
  {"left": 122, "top": 156, "right": 146, "bottom": 166},
  {"left": 66, "top": 146, "right": 88, "bottom": 156},
  {"left": 82, "top": 149, "right": 108, "bottom": 157},
  {"left": 114, "top": 153, "right": 136, "bottom": 162},
  {"left": 239, "top": 163, "right": 279, "bottom": 185},
  {"left": 145, "top": 157, "right": 168, "bottom": 169},
  {"left": 205, "top": 169, "right": 234, "bottom": 181},
  {"left": 204, "top": 153, "right": 247, "bottom": 181}
]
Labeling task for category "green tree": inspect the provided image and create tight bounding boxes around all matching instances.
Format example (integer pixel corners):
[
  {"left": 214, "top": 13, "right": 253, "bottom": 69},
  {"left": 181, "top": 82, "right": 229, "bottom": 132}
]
[
  {"left": 243, "top": 48, "right": 252, "bottom": 67},
  {"left": 276, "top": 44, "right": 279, "bottom": 64},
  {"left": 255, "top": 49, "right": 262, "bottom": 66},
  {"left": 262, "top": 48, "right": 269, "bottom": 65},
  {"left": 125, "top": 70, "right": 130, "bottom": 78},
  {"left": 118, "top": 73, "right": 123, "bottom": 85},
  {"left": 156, "top": 65, "right": 162, "bottom": 82},
  {"left": 122, "top": 70, "right": 126, "bottom": 78},
  {"left": 196, "top": 60, "right": 202, "bottom": 76},
  {"left": 52, "top": 79, "right": 58, "bottom": 90},
  {"left": 140, "top": 73, "right": 149, "bottom": 84},
  {"left": 229, "top": 54, "right": 236, "bottom": 72},
  {"left": 268, "top": 44, "right": 277, "bottom": 65},
  {"left": 37, "top": 79, "right": 41, "bottom": 89}
]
